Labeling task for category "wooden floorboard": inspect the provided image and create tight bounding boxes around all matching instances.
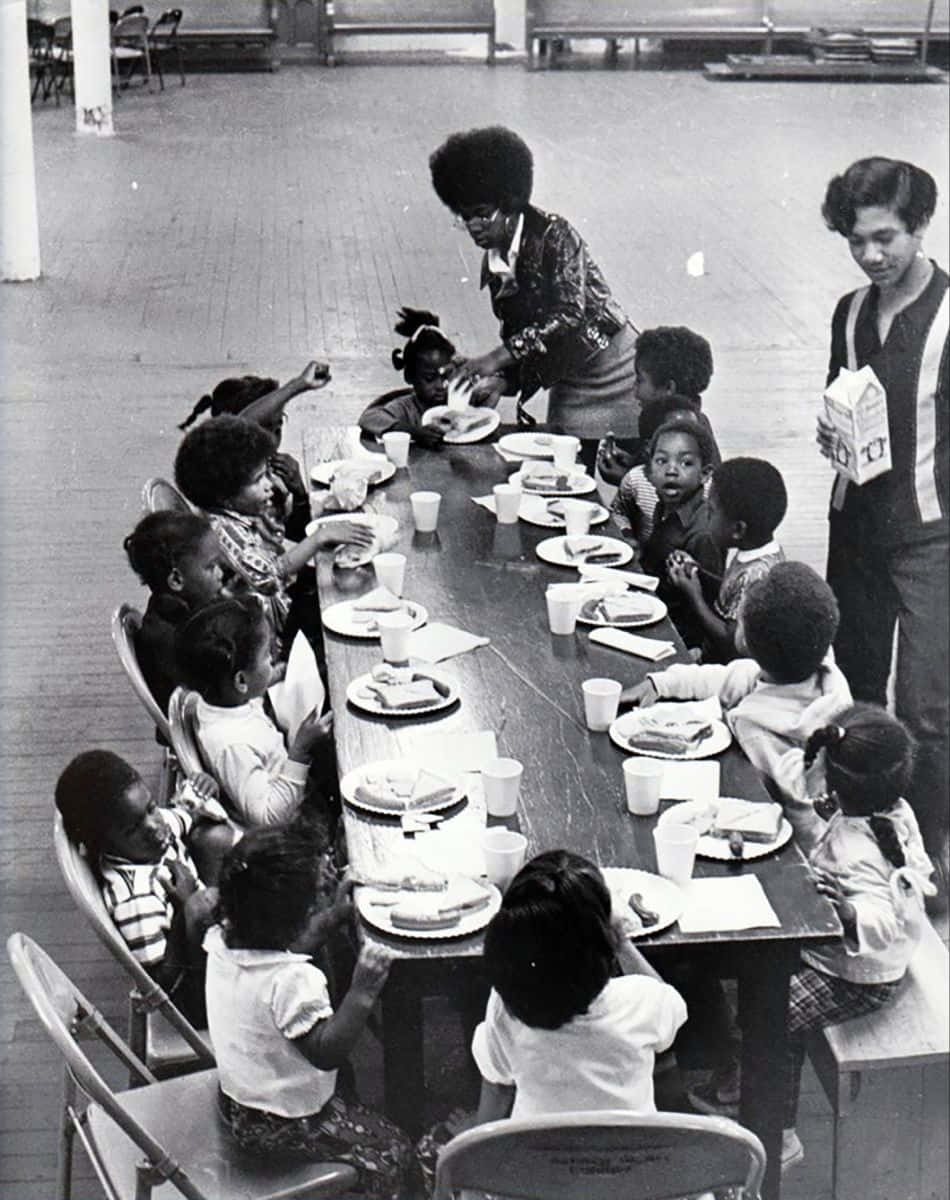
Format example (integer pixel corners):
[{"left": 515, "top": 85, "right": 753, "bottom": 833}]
[{"left": 2, "top": 55, "right": 947, "bottom": 1198}]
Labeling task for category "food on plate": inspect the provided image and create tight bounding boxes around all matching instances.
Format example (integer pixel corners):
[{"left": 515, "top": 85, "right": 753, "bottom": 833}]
[
  {"left": 370, "top": 679, "right": 445, "bottom": 711},
  {"left": 710, "top": 798, "right": 783, "bottom": 844},
  {"left": 628, "top": 892, "right": 659, "bottom": 928},
  {"left": 667, "top": 801, "right": 717, "bottom": 834},
  {"left": 353, "top": 767, "right": 458, "bottom": 812},
  {"left": 330, "top": 461, "right": 386, "bottom": 486},
  {"left": 352, "top": 591, "right": 405, "bottom": 614},
  {"left": 353, "top": 860, "right": 448, "bottom": 892},
  {"left": 626, "top": 718, "right": 714, "bottom": 756},
  {"left": 563, "top": 537, "right": 603, "bottom": 560},
  {"left": 333, "top": 535, "right": 381, "bottom": 569},
  {"left": 521, "top": 465, "right": 574, "bottom": 493},
  {"left": 579, "top": 594, "right": 656, "bottom": 625},
  {"left": 585, "top": 550, "right": 624, "bottom": 564},
  {"left": 389, "top": 877, "right": 493, "bottom": 930},
  {"left": 429, "top": 409, "right": 494, "bottom": 436},
  {"left": 729, "top": 832, "right": 745, "bottom": 859}
]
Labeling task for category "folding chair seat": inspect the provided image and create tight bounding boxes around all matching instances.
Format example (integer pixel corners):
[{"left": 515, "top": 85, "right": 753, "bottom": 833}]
[
  {"left": 149, "top": 8, "right": 185, "bottom": 87},
  {"left": 7, "top": 933, "right": 358, "bottom": 1200},
  {"left": 142, "top": 476, "right": 194, "bottom": 514},
  {"left": 111, "top": 12, "right": 154, "bottom": 92}
]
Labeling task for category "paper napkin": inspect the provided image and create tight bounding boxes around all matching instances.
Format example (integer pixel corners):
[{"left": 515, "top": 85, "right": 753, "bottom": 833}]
[
  {"left": 589, "top": 627, "right": 676, "bottom": 662},
  {"left": 406, "top": 730, "right": 499, "bottom": 776},
  {"left": 660, "top": 761, "right": 721, "bottom": 803},
  {"left": 408, "top": 622, "right": 490, "bottom": 663},
  {"left": 578, "top": 564, "right": 660, "bottom": 593},
  {"left": 267, "top": 632, "right": 325, "bottom": 742},
  {"left": 677, "top": 875, "right": 781, "bottom": 933}
]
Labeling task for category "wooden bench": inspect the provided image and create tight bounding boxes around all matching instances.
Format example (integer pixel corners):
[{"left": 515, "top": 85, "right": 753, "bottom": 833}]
[
  {"left": 807, "top": 920, "right": 950, "bottom": 1200},
  {"left": 320, "top": 0, "right": 496, "bottom": 66},
  {"left": 176, "top": 0, "right": 279, "bottom": 70}
]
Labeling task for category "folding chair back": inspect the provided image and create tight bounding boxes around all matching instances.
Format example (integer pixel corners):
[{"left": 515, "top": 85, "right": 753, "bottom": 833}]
[
  {"left": 149, "top": 7, "right": 185, "bottom": 86},
  {"left": 51, "top": 17, "right": 73, "bottom": 96},
  {"left": 168, "top": 686, "right": 209, "bottom": 779},
  {"left": 28, "top": 19, "right": 56, "bottom": 101},
  {"left": 433, "top": 1110, "right": 767, "bottom": 1200},
  {"left": 142, "top": 476, "right": 193, "bottom": 514},
  {"left": 112, "top": 603, "right": 172, "bottom": 742},
  {"left": 111, "top": 10, "right": 153, "bottom": 89}
]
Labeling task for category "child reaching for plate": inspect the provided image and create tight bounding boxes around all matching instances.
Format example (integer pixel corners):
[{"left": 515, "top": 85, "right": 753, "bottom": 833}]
[
  {"left": 358, "top": 308, "right": 456, "bottom": 448},
  {"left": 204, "top": 824, "right": 418, "bottom": 1199}
]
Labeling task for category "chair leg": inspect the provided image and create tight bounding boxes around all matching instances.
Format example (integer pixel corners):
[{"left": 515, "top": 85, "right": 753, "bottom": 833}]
[
  {"left": 58, "top": 1070, "right": 77, "bottom": 1200},
  {"left": 175, "top": 42, "right": 184, "bottom": 84}
]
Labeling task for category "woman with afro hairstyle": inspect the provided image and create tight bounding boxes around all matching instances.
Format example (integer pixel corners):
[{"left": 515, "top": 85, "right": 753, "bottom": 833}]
[{"left": 429, "top": 126, "right": 639, "bottom": 468}]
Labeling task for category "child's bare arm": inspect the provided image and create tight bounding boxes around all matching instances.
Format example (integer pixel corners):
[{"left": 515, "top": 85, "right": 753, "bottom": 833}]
[
  {"left": 612, "top": 917, "right": 663, "bottom": 980},
  {"left": 241, "top": 361, "right": 331, "bottom": 428},
  {"left": 278, "top": 520, "right": 376, "bottom": 577},
  {"left": 293, "top": 943, "right": 392, "bottom": 1069},
  {"left": 474, "top": 1079, "right": 516, "bottom": 1125},
  {"left": 668, "top": 557, "right": 732, "bottom": 649}
]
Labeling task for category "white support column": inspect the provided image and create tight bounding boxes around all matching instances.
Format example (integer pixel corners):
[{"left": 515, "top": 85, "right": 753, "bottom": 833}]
[
  {"left": 71, "top": 0, "right": 113, "bottom": 136},
  {"left": 0, "top": 0, "right": 41, "bottom": 280}
]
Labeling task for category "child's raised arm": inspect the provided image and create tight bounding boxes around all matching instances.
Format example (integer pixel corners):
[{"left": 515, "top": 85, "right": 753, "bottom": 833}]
[
  {"left": 292, "top": 942, "right": 392, "bottom": 1070},
  {"left": 240, "top": 361, "right": 331, "bottom": 429}
]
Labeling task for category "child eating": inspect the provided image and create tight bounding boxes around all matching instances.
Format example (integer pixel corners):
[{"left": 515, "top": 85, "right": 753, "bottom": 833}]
[
  {"left": 359, "top": 308, "right": 456, "bottom": 448},
  {"left": 667, "top": 457, "right": 787, "bottom": 663},
  {"left": 55, "top": 749, "right": 231, "bottom": 1024}
]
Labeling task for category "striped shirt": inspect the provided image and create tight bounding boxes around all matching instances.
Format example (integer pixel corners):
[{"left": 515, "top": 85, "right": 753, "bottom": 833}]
[
  {"left": 613, "top": 465, "right": 660, "bottom": 542},
  {"left": 827, "top": 263, "right": 948, "bottom": 545},
  {"left": 100, "top": 808, "right": 199, "bottom": 969}
]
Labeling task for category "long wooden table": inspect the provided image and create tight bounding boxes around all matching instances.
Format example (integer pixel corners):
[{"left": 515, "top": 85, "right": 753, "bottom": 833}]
[{"left": 304, "top": 428, "right": 839, "bottom": 1200}]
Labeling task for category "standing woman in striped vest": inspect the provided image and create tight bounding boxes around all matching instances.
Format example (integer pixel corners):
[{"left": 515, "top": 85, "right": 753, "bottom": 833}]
[{"left": 817, "top": 157, "right": 948, "bottom": 912}]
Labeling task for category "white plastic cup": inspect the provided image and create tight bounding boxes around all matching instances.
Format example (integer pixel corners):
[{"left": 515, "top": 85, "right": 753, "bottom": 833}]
[
  {"left": 381, "top": 431, "right": 411, "bottom": 468},
  {"left": 372, "top": 552, "right": 406, "bottom": 597},
  {"left": 623, "top": 757, "right": 665, "bottom": 815},
  {"left": 481, "top": 829, "right": 528, "bottom": 891},
  {"left": 482, "top": 758, "right": 524, "bottom": 818},
  {"left": 493, "top": 483, "right": 521, "bottom": 524},
  {"left": 552, "top": 435, "right": 580, "bottom": 470},
  {"left": 377, "top": 610, "right": 414, "bottom": 664},
  {"left": 410, "top": 490, "right": 441, "bottom": 533},
  {"left": 546, "top": 585, "right": 580, "bottom": 636},
  {"left": 561, "top": 499, "right": 592, "bottom": 538},
  {"left": 582, "top": 677, "right": 622, "bottom": 731},
  {"left": 653, "top": 823, "right": 700, "bottom": 886}
]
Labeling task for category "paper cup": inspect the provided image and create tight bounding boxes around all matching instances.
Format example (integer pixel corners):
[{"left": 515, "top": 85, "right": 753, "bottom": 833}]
[
  {"left": 493, "top": 483, "right": 521, "bottom": 524},
  {"left": 372, "top": 553, "right": 406, "bottom": 597},
  {"left": 653, "top": 823, "right": 699, "bottom": 887},
  {"left": 552, "top": 435, "right": 580, "bottom": 470},
  {"left": 481, "top": 829, "right": 527, "bottom": 891},
  {"left": 381, "top": 431, "right": 411, "bottom": 468},
  {"left": 561, "top": 499, "right": 592, "bottom": 538},
  {"left": 482, "top": 758, "right": 523, "bottom": 818},
  {"left": 377, "top": 610, "right": 414, "bottom": 664},
  {"left": 582, "top": 677, "right": 622, "bottom": 732},
  {"left": 623, "top": 757, "right": 665, "bottom": 815},
  {"left": 546, "top": 585, "right": 579, "bottom": 636},
  {"left": 410, "top": 490, "right": 441, "bottom": 533}
]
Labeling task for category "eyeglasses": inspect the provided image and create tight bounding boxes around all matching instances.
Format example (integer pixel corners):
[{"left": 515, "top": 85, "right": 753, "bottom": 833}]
[{"left": 453, "top": 208, "right": 499, "bottom": 230}]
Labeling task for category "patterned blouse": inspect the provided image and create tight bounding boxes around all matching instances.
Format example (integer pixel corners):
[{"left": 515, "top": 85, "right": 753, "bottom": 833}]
[{"left": 208, "top": 508, "right": 292, "bottom": 631}]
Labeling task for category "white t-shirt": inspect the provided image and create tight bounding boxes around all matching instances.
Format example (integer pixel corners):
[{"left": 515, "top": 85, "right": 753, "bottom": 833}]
[
  {"left": 472, "top": 975, "right": 687, "bottom": 1119},
  {"left": 203, "top": 924, "right": 336, "bottom": 1118}
]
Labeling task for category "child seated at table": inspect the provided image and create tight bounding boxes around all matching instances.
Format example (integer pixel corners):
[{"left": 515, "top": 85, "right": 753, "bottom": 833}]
[
  {"left": 55, "top": 749, "right": 233, "bottom": 1025},
  {"left": 623, "top": 562, "right": 853, "bottom": 792},
  {"left": 177, "top": 596, "right": 335, "bottom": 835},
  {"left": 124, "top": 511, "right": 229, "bottom": 719},
  {"left": 205, "top": 824, "right": 417, "bottom": 1198},
  {"left": 177, "top": 360, "right": 330, "bottom": 541},
  {"left": 667, "top": 457, "right": 787, "bottom": 663},
  {"left": 174, "top": 414, "right": 373, "bottom": 647},
  {"left": 639, "top": 418, "right": 724, "bottom": 649},
  {"left": 358, "top": 308, "right": 456, "bottom": 448}
]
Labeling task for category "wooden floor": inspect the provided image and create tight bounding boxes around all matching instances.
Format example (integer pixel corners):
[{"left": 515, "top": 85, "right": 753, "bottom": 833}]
[{"left": 1, "top": 53, "right": 947, "bottom": 1198}]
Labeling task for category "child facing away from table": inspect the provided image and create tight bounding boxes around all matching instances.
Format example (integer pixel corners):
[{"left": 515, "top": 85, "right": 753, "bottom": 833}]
[
  {"left": 667, "top": 457, "right": 788, "bottom": 664},
  {"left": 55, "top": 749, "right": 235, "bottom": 1024},
  {"left": 205, "top": 824, "right": 418, "bottom": 1199},
  {"left": 638, "top": 418, "right": 724, "bottom": 649},
  {"left": 623, "top": 562, "right": 853, "bottom": 793},
  {"left": 359, "top": 308, "right": 456, "bottom": 448},
  {"left": 124, "top": 512, "right": 230, "bottom": 719},
  {"left": 692, "top": 705, "right": 935, "bottom": 1170},
  {"left": 174, "top": 415, "right": 373, "bottom": 647},
  {"left": 177, "top": 597, "right": 336, "bottom": 835},
  {"left": 178, "top": 360, "right": 331, "bottom": 541}
]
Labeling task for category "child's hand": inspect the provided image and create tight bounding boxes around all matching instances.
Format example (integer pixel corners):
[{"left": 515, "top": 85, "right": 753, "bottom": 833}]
[
  {"left": 414, "top": 425, "right": 446, "bottom": 450},
  {"left": 313, "top": 520, "right": 376, "bottom": 550},
  {"left": 190, "top": 772, "right": 220, "bottom": 803},
  {"left": 816, "top": 414, "right": 836, "bottom": 460},
  {"left": 269, "top": 659, "right": 287, "bottom": 685},
  {"left": 469, "top": 374, "right": 506, "bottom": 408},
  {"left": 667, "top": 555, "right": 703, "bottom": 601},
  {"left": 351, "top": 942, "right": 394, "bottom": 1000},
  {"left": 161, "top": 860, "right": 200, "bottom": 908},
  {"left": 183, "top": 885, "right": 219, "bottom": 935},
  {"left": 292, "top": 877, "right": 355, "bottom": 954},
  {"left": 812, "top": 870, "right": 857, "bottom": 925},
  {"left": 597, "top": 435, "right": 635, "bottom": 485},
  {"left": 296, "top": 360, "right": 331, "bottom": 391},
  {"left": 270, "top": 452, "right": 307, "bottom": 499},
  {"left": 620, "top": 678, "right": 659, "bottom": 708},
  {"left": 288, "top": 708, "right": 333, "bottom": 761}
]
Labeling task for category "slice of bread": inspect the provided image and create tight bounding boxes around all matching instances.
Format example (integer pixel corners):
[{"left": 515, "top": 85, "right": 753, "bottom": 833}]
[
  {"left": 711, "top": 798, "right": 783, "bottom": 843},
  {"left": 373, "top": 680, "right": 443, "bottom": 711},
  {"left": 628, "top": 720, "right": 713, "bottom": 755}
]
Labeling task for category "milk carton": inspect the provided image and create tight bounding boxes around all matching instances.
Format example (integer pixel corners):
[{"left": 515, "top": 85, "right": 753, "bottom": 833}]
[{"left": 823, "top": 364, "right": 891, "bottom": 486}]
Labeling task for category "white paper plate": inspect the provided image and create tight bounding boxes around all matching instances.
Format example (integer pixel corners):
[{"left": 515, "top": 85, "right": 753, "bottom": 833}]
[
  {"left": 516, "top": 469, "right": 598, "bottom": 497},
  {"left": 498, "top": 432, "right": 558, "bottom": 459},
  {"left": 305, "top": 511, "right": 399, "bottom": 542},
  {"left": 657, "top": 799, "right": 794, "bottom": 861},
  {"left": 322, "top": 599, "right": 428, "bottom": 639},
  {"left": 609, "top": 712, "right": 732, "bottom": 760},
  {"left": 576, "top": 593, "right": 668, "bottom": 628},
  {"left": 536, "top": 536, "right": 634, "bottom": 569},
  {"left": 520, "top": 500, "right": 609, "bottom": 530},
  {"left": 602, "top": 868, "right": 683, "bottom": 939},
  {"left": 421, "top": 406, "right": 501, "bottom": 444},
  {"left": 356, "top": 878, "right": 502, "bottom": 940},
  {"left": 309, "top": 458, "right": 395, "bottom": 488},
  {"left": 346, "top": 666, "right": 460, "bottom": 717},
  {"left": 340, "top": 758, "right": 465, "bottom": 817}
]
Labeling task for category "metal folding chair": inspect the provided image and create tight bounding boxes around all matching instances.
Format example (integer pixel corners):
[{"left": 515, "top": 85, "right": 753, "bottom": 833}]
[
  {"left": 149, "top": 8, "right": 185, "bottom": 87},
  {"left": 111, "top": 12, "right": 154, "bottom": 92},
  {"left": 141, "top": 476, "right": 194, "bottom": 514}
]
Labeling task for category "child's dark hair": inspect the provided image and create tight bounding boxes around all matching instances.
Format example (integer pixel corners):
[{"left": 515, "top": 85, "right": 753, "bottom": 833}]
[
  {"left": 740, "top": 562, "right": 839, "bottom": 683},
  {"left": 391, "top": 308, "right": 456, "bottom": 380},
  {"left": 177, "top": 597, "right": 268, "bottom": 700},
  {"left": 123, "top": 511, "right": 213, "bottom": 592},
  {"left": 711, "top": 458, "right": 788, "bottom": 546},
  {"left": 218, "top": 823, "right": 327, "bottom": 950},
  {"left": 174, "top": 415, "right": 277, "bottom": 511},
  {"left": 483, "top": 850, "right": 616, "bottom": 1030},
  {"left": 804, "top": 703, "right": 916, "bottom": 868},
  {"left": 430, "top": 126, "right": 533, "bottom": 215},
  {"left": 648, "top": 417, "right": 716, "bottom": 467},
  {"left": 55, "top": 749, "right": 140, "bottom": 859},
  {"left": 635, "top": 327, "right": 714, "bottom": 400},
  {"left": 822, "top": 157, "right": 937, "bottom": 237},
  {"left": 638, "top": 394, "right": 701, "bottom": 444},
  {"left": 178, "top": 376, "right": 279, "bottom": 431}
]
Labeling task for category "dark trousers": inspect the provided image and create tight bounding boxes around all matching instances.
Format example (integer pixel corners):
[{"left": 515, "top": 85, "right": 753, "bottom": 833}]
[{"left": 826, "top": 522, "right": 949, "bottom": 859}]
